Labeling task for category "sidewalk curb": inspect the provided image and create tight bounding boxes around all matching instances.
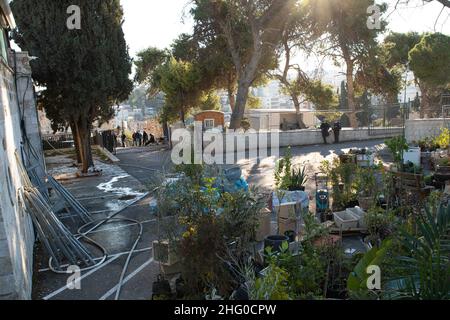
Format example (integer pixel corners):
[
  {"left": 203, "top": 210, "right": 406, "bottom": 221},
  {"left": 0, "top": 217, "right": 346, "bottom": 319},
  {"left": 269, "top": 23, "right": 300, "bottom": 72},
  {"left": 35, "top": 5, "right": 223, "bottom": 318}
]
[{"left": 95, "top": 145, "right": 120, "bottom": 163}]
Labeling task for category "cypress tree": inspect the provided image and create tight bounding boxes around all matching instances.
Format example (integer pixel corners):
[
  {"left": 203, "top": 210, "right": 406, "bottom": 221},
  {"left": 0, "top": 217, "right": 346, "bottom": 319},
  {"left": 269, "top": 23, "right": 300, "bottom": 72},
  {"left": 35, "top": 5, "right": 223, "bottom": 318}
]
[{"left": 11, "top": 0, "right": 133, "bottom": 173}]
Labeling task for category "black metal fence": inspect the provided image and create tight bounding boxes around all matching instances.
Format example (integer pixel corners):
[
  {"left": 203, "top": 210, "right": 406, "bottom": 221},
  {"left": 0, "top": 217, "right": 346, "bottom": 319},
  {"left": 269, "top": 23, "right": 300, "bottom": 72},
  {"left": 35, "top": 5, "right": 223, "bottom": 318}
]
[
  {"left": 367, "top": 103, "right": 406, "bottom": 137},
  {"left": 42, "top": 133, "right": 74, "bottom": 150}
]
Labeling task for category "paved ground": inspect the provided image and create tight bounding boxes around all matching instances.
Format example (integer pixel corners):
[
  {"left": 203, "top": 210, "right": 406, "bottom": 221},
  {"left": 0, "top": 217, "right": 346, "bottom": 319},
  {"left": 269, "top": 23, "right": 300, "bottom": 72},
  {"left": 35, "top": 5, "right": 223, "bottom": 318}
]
[
  {"left": 115, "top": 139, "right": 388, "bottom": 195},
  {"left": 33, "top": 139, "right": 388, "bottom": 300}
]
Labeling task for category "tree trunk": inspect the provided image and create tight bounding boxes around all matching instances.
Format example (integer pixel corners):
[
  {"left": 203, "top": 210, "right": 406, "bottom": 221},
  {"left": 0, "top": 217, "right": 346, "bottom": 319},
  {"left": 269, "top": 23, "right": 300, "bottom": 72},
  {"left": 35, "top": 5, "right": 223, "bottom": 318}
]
[
  {"left": 227, "top": 72, "right": 236, "bottom": 112},
  {"left": 419, "top": 83, "right": 432, "bottom": 119},
  {"left": 228, "top": 88, "right": 236, "bottom": 112},
  {"left": 345, "top": 59, "right": 358, "bottom": 128},
  {"left": 70, "top": 122, "right": 82, "bottom": 164},
  {"left": 292, "top": 94, "right": 307, "bottom": 129},
  {"left": 230, "top": 80, "right": 251, "bottom": 129},
  {"left": 74, "top": 117, "right": 93, "bottom": 174}
]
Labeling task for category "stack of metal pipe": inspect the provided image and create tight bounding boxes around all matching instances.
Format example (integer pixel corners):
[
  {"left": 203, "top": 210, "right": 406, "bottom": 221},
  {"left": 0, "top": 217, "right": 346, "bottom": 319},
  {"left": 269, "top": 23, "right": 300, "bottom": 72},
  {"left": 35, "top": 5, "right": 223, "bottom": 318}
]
[
  {"left": 22, "top": 186, "right": 97, "bottom": 271},
  {"left": 47, "top": 176, "right": 93, "bottom": 223}
]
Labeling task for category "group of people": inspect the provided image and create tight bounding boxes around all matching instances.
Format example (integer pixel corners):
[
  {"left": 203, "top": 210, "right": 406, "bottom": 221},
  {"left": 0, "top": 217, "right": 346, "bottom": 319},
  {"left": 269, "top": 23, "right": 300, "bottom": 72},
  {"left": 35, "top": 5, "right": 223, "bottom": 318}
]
[
  {"left": 320, "top": 121, "right": 342, "bottom": 145},
  {"left": 120, "top": 130, "right": 157, "bottom": 148}
]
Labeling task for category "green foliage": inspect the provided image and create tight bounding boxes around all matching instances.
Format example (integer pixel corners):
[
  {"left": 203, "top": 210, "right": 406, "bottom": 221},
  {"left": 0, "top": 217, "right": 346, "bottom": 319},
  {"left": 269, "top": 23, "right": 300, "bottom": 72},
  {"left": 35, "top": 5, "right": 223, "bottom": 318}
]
[
  {"left": 384, "top": 205, "right": 450, "bottom": 300},
  {"left": 156, "top": 166, "right": 265, "bottom": 298},
  {"left": 382, "top": 32, "right": 421, "bottom": 68},
  {"left": 12, "top": 0, "right": 133, "bottom": 171},
  {"left": 198, "top": 91, "right": 221, "bottom": 111},
  {"left": 354, "top": 167, "right": 377, "bottom": 197},
  {"left": 433, "top": 128, "right": 450, "bottom": 149},
  {"left": 385, "top": 136, "right": 408, "bottom": 167},
  {"left": 365, "top": 207, "right": 396, "bottom": 244},
  {"left": 280, "top": 76, "right": 338, "bottom": 111},
  {"left": 320, "top": 157, "right": 359, "bottom": 210},
  {"left": 190, "top": 0, "right": 294, "bottom": 128},
  {"left": 290, "top": 166, "right": 308, "bottom": 191},
  {"left": 409, "top": 33, "right": 450, "bottom": 89},
  {"left": 252, "top": 262, "right": 292, "bottom": 300},
  {"left": 347, "top": 239, "right": 392, "bottom": 297},
  {"left": 274, "top": 147, "right": 293, "bottom": 191}
]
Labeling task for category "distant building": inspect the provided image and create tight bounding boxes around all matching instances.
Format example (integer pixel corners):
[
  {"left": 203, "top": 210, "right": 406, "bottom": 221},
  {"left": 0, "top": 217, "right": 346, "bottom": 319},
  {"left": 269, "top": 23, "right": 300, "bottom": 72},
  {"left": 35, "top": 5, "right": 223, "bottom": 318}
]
[
  {"left": 194, "top": 111, "right": 225, "bottom": 131},
  {"left": 245, "top": 109, "right": 318, "bottom": 130}
]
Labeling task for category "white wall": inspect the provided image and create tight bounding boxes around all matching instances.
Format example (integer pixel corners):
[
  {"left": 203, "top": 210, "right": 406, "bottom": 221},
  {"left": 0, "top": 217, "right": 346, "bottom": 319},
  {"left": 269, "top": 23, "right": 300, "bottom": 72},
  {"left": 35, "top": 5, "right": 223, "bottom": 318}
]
[
  {"left": 0, "top": 52, "right": 37, "bottom": 300},
  {"left": 405, "top": 119, "right": 448, "bottom": 143}
]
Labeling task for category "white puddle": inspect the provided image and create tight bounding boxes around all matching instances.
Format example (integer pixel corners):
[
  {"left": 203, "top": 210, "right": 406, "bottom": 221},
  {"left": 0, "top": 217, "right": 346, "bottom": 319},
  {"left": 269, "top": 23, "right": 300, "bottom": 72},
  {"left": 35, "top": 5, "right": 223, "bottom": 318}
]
[{"left": 97, "top": 175, "right": 145, "bottom": 212}]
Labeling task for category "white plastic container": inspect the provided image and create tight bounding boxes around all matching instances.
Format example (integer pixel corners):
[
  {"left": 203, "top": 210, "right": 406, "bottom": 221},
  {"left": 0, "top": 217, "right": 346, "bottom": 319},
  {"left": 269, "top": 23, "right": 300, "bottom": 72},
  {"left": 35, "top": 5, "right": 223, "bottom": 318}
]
[
  {"left": 333, "top": 211, "right": 359, "bottom": 230},
  {"left": 346, "top": 206, "right": 366, "bottom": 229},
  {"left": 403, "top": 147, "right": 421, "bottom": 166}
]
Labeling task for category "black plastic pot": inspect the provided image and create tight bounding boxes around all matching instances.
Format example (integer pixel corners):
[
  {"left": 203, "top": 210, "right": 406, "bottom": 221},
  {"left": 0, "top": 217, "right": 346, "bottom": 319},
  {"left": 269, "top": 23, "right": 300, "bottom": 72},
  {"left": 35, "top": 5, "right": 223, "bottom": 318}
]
[
  {"left": 288, "top": 186, "right": 306, "bottom": 191},
  {"left": 284, "top": 230, "right": 296, "bottom": 243},
  {"left": 264, "top": 235, "right": 289, "bottom": 253},
  {"left": 175, "top": 277, "right": 186, "bottom": 299},
  {"left": 152, "top": 275, "right": 172, "bottom": 300}
]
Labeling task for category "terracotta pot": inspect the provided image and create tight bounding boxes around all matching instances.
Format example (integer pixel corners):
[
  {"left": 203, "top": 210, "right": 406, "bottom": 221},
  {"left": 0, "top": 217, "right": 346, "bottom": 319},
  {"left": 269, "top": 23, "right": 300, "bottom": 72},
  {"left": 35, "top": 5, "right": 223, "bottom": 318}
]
[{"left": 358, "top": 196, "right": 374, "bottom": 211}]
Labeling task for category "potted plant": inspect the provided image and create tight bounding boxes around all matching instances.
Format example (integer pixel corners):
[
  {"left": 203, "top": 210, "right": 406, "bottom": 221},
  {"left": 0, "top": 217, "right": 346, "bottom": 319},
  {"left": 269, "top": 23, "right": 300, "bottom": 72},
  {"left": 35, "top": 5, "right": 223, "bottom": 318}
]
[
  {"left": 364, "top": 207, "right": 395, "bottom": 248},
  {"left": 289, "top": 166, "right": 308, "bottom": 191},
  {"left": 436, "top": 157, "right": 450, "bottom": 174},
  {"left": 355, "top": 167, "right": 377, "bottom": 210},
  {"left": 385, "top": 136, "right": 408, "bottom": 171}
]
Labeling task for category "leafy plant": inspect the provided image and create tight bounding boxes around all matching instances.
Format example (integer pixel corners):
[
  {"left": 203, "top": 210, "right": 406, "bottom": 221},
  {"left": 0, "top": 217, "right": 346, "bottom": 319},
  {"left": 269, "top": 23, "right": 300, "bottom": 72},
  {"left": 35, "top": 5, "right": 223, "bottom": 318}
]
[
  {"left": 347, "top": 239, "right": 393, "bottom": 298},
  {"left": 290, "top": 166, "right": 308, "bottom": 191},
  {"left": 385, "top": 136, "right": 408, "bottom": 169},
  {"left": 365, "top": 207, "right": 396, "bottom": 245},
  {"left": 274, "top": 147, "right": 293, "bottom": 190},
  {"left": 252, "top": 262, "right": 292, "bottom": 300},
  {"left": 438, "top": 157, "right": 450, "bottom": 166},
  {"left": 433, "top": 128, "right": 450, "bottom": 149},
  {"left": 384, "top": 205, "right": 450, "bottom": 300},
  {"left": 355, "top": 167, "right": 377, "bottom": 197}
]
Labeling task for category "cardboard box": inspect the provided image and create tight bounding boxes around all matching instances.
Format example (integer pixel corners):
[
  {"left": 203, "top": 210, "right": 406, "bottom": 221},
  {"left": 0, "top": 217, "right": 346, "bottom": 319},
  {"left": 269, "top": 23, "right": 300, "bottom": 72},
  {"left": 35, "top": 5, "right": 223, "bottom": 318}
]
[
  {"left": 274, "top": 202, "right": 297, "bottom": 219},
  {"left": 153, "top": 240, "right": 180, "bottom": 266},
  {"left": 256, "top": 208, "right": 272, "bottom": 242},
  {"left": 278, "top": 217, "right": 297, "bottom": 236}
]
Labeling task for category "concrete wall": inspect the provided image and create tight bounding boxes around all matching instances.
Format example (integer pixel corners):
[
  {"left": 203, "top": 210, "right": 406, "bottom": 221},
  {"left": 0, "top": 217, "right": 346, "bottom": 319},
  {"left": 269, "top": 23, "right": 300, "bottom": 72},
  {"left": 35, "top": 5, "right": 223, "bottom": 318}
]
[
  {"left": 278, "top": 127, "right": 402, "bottom": 147},
  {"left": 405, "top": 118, "right": 449, "bottom": 143},
  {"left": 0, "top": 51, "right": 39, "bottom": 300},
  {"left": 173, "top": 126, "right": 403, "bottom": 154}
]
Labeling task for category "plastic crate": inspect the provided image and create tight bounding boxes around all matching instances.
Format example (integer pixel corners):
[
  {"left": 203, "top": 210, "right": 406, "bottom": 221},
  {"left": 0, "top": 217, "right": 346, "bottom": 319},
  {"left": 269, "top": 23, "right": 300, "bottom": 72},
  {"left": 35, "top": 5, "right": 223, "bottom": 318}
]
[{"left": 333, "top": 211, "right": 359, "bottom": 230}]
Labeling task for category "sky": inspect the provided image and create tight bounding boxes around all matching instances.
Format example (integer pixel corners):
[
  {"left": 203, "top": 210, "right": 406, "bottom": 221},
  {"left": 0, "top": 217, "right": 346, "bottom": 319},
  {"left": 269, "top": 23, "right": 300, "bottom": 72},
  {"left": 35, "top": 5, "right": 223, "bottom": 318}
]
[{"left": 121, "top": 0, "right": 450, "bottom": 59}]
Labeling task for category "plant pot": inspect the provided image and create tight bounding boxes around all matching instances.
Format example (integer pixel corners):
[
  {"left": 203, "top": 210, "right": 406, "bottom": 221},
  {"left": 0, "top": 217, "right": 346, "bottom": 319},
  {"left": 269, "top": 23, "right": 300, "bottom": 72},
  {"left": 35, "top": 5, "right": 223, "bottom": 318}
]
[
  {"left": 175, "top": 277, "right": 186, "bottom": 299},
  {"left": 436, "top": 165, "right": 450, "bottom": 174},
  {"left": 284, "top": 230, "right": 296, "bottom": 243},
  {"left": 264, "top": 235, "right": 289, "bottom": 253},
  {"left": 152, "top": 275, "right": 172, "bottom": 300},
  {"left": 357, "top": 196, "right": 374, "bottom": 211},
  {"left": 288, "top": 186, "right": 306, "bottom": 191}
]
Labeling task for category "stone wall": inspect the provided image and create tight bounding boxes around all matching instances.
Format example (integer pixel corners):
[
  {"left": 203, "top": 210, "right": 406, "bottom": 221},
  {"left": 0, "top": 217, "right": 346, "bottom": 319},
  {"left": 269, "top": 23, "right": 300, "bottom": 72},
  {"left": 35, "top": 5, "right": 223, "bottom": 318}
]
[
  {"left": 405, "top": 119, "right": 449, "bottom": 143},
  {"left": 0, "top": 51, "right": 40, "bottom": 300},
  {"left": 172, "top": 126, "right": 403, "bottom": 155}
]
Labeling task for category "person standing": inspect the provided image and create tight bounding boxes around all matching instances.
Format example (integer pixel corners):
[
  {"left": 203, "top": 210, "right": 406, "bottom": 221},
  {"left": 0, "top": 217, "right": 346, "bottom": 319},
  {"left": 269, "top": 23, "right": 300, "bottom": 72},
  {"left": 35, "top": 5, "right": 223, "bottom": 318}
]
[
  {"left": 333, "top": 121, "right": 342, "bottom": 144},
  {"left": 320, "top": 121, "right": 331, "bottom": 144},
  {"left": 138, "top": 131, "right": 143, "bottom": 147},
  {"left": 121, "top": 132, "right": 126, "bottom": 148},
  {"left": 143, "top": 131, "right": 149, "bottom": 146}
]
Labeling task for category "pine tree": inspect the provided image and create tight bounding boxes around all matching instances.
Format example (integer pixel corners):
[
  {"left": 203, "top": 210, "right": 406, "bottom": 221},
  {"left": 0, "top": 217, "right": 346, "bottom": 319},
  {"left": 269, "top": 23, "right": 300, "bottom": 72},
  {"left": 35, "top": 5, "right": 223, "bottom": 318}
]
[{"left": 11, "top": 0, "right": 133, "bottom": 172}]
